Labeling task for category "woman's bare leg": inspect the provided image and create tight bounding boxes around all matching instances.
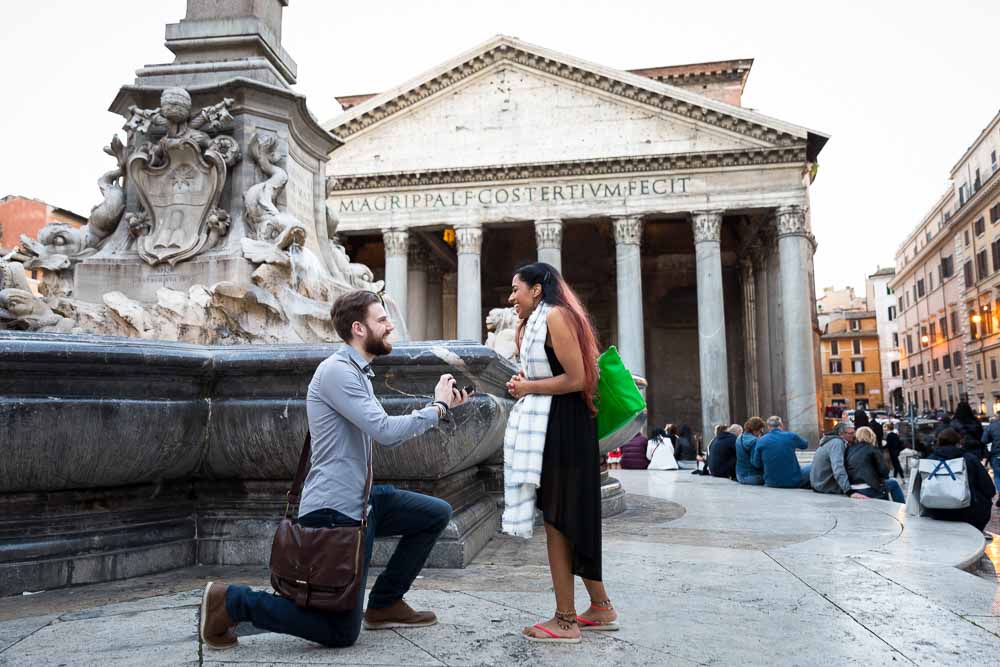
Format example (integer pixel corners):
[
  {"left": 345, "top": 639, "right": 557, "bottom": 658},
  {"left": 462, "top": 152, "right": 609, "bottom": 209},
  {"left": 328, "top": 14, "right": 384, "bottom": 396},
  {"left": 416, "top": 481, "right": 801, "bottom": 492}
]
[
  {"left": 522, "top": 522, "right": 580, "bottom": 639},
  {"left": 579, "top": 578, "right": 617, "bottom": 625}
]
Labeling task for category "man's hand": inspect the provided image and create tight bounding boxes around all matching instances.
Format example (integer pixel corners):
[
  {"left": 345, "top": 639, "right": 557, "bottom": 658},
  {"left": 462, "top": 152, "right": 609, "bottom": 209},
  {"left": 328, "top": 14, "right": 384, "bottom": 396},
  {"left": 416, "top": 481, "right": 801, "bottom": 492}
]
[
  {"left": 849, "top": 492, "right": 870, "bottom": 500},
  {"left": 434, "top": 374, "right": 469, "bottom": 409}
]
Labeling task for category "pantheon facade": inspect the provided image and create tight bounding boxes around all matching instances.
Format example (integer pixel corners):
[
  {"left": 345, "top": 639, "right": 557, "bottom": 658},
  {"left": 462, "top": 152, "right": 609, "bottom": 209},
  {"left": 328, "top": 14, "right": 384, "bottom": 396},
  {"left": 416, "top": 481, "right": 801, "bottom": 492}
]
[{"left": 324, "top": 36, "right": 828, "bottom": 444}]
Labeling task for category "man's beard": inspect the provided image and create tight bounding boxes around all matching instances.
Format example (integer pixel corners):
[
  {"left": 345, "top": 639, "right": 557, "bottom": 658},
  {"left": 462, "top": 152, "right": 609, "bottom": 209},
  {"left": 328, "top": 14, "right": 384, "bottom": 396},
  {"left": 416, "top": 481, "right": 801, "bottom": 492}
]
[{"left": 362, "top": 330, "right": 392, "bottom": 356}]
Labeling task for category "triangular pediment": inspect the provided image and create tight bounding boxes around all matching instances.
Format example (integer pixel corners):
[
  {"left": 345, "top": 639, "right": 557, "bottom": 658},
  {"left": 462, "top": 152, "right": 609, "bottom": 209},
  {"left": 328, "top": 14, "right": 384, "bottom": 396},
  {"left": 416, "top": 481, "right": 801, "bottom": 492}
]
[{"left": 325, "top": 36, "right": 826, "bottom": 178}]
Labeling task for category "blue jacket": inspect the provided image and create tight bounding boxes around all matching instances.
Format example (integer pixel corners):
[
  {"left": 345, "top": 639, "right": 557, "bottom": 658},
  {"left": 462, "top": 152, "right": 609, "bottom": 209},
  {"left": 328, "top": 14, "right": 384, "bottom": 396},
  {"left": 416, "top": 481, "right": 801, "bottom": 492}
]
[
  {"left": 751, "top": 428, "right": 808, "bottom": 488},
  {"left": 735, "top": 433, "right": 762, "bottom": 482}
]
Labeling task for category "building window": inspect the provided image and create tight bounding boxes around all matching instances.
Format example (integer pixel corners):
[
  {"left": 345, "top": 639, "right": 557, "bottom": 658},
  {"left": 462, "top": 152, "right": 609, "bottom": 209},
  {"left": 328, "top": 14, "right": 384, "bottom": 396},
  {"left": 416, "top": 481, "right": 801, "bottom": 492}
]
[
  {"left": 939, "top": 316, "right": 948, "bottom": 339},
  {"left": 961, "top": 184, "right": 969, "bottom": 206},
  {"left": 892, "top": 332, "right": 899, "bottom": 347},
  {"left": 929, "top": 321, "right": 937, "bottom": 341},
  {"left": 898, "top": 296, "right": 905, "bottom": 312},
  {"left": 951, "top": 310, "right": 960, "bottom": 337},
  {"left": 916, "top": 279, "right": 925, "bottom": 297},
  {"left": 910, "top": 365, "right": 917, "bottom": 378},
  {"left": 902, "top": 368, "right": 909, "bottom": 380},
  {"left": 852, "top": 359, "right": 865, "bottom": 373},
  {"left": 830, "top": 340, "right": 839, "bottom": 355},
  {"left": 832, "top": 383, "right": 842, "bottom": 395},
  {"left": 965, "top": 229, "right": 971, "bottom": 245},
  {"left": 993, "top": 359, "right": 999, "bottom": 380},
  {"left": 965, "top": 260, "right": 974, "bottom": 288},
  {"left": 943, "top": 354, "right": 952, "bottom": 370},
  {"left": 855, "top": 382, "right": 866, "bottom": 395},
  {"left": 829, "top": 359, "right": 842, "bottom": 373},
  {"left": 975, "top": 216, "right": 986, "bottom": 236},
  {"left": 977, "top": 249, "right": 989, "bottom": 281},
  {"left": 932, "top": 358, "right": 940, "bottom": 373},
  {"left": 850, "top": 319, "right": 861, "bottom": 331},
  {"left": 954, "top": 351, "right": 962, "bottom": 367},
  {"left": 984, "top": 302, "right": 995, "bottom": 336},
  {"left": 992, "top": 151, "right": 998, "bottom": 172},
  {"left": 941, "top": 255, "right": 954, "bottom": 278},
  {"left": 888, "top": 305, "right": 896, "bottom": 321},
  {"left": 992, "top": 238, "right": 1000, "bottom": 273},
  {"left": 891, "top": 360, "right": 900, "bottom": 376},
  {"left": 948, "top": 384, "right": 955, "bottom": 409},
  {"left": 977, "top": 362, "right": 983, "bottom": 380},
  {"left": 991, "top": 203, "right": 1000, "bottom": 223},
  {"left": 852, "top": 339, "right": 861, "bottom": 355},
  {"left": 906, "top": 334, "right": 914, "bottom": 354},
  {"left": 918, "top": 363, "right": 924, "bottom": 376}
]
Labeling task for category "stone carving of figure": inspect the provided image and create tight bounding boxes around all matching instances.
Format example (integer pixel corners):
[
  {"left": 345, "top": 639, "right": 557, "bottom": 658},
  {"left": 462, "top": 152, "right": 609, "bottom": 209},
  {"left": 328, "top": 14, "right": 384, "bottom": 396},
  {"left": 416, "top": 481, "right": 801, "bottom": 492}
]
[
  {"left": 0, "top": 259, "right": 74, "bottom": 332},
  {"left": 485, "top": 307, "right": 520, "bottom": 362},
  {"left": 243, "top": 132, "right": 306, "bottom": 250},
  {"left": 83, "top": 136, "right": 127, "bottom": 249},
  {"left": 324, "top": 206, "right": 383, "bottom": 291}
]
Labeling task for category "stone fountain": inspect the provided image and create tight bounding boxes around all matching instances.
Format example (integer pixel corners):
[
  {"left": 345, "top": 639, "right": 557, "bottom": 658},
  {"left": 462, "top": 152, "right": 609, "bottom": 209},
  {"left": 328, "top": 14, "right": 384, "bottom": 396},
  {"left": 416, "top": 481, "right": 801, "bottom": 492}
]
[{"left": 0, "top": 0, "right": 515, "bottom": 596}]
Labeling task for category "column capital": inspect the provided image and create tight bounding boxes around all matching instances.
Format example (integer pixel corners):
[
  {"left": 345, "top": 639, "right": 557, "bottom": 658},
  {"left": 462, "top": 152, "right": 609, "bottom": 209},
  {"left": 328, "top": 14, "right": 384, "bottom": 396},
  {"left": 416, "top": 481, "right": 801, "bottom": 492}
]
[
  {"left": 612, "top": 216, "right": 643, "bottom": 246},
  {"left": 774, "top": 205, "right": 810, "bottom": 237},
  {"left": 691, "top": 210, "right": 724, "bottom": 244},
  {"left": 534, "top": 218, "right": 563, "bottom": 250},
  {"left": 382, "top": 228, "right": 409, "bottom": 257},
  {"left": 455, "top": 225, "right": 483, "bottom": 255},
  {"left": 407, "top": 240, "right": 431, "bottom": 268}
]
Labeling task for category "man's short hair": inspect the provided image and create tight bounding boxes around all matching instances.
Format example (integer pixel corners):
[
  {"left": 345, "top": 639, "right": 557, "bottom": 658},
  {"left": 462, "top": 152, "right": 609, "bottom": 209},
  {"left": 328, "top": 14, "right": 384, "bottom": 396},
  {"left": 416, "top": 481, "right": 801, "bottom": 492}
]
[
  {"left": 766, "top": 415, "right": 783, "bottom": 429},
  {"left": 885, "top": 421, "right": 895, "bottom": 431},
  {"left": 714, "top": 424, "right": 726, "bottom": 435},
  {"left": 835, "top": 421, "right": 855, "bottom": 435},
  {"left": 727, "top": 424, "right": 743, "bottom": 436},
  {"left": 332, "top": 290, "right": 381, "bottom": 341}
]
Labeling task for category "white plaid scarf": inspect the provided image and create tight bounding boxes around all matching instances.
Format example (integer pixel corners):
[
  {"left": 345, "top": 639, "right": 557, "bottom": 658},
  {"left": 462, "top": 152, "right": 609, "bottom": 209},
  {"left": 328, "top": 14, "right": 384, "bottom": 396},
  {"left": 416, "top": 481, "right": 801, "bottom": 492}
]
[{"left": 501, "top": 301, "right": 553, "bottom": 538}]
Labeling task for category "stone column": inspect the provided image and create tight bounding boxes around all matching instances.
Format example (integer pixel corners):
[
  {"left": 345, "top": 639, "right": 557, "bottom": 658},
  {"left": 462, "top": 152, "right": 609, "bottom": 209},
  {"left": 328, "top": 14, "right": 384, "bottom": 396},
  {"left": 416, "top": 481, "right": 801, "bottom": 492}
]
[
  {"left": 426, "top": 264, "right": 444, "bottom": 340},
  {"left": 382, "top": 229, "right": 409, "bottom": 324},
  {"left": 406, "top": 242, "right": 429, "bottom": 340},
  {"left": 692, "top": 210, "right": 731, "bottom": 444},
  {"left": 455, "top": 225, "right": 483, "bottom": 342},
  {"left": 534, "top": 218, "right": 563, "bottom": 272},
  {"left": 612, "top": 216, "right": 645, "bottom": 378},
  {"left": 741, "top": 257, "right": 760, "bottom": 418},
  {"left": 776, "top": 205, "right": 821, "bottom": 444},
  {"left": 442, "top": 271, "right": 458, "bottom": 339},
  {"left": 752, "top": 242, "right": 773, "bottom": 417}
]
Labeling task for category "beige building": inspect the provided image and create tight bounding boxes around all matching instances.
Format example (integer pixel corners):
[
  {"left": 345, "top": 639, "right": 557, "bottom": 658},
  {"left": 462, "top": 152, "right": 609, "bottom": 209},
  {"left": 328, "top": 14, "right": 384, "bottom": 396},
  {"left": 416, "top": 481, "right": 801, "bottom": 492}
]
[
  {"left": 951, "top": 110, "right": 1000, "bottom": 415},
  {"left": 891, "top": 188, "right": 966, "bottom": 414},
  {"left": 890, "top": 109, "right": 1000, "bottom": 415}
]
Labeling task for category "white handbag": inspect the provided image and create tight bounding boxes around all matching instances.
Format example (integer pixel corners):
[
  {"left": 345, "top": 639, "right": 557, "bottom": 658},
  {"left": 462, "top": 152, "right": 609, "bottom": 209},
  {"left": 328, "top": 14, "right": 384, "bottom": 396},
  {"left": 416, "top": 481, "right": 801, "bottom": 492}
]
[{"left": 918, "top": 457, "right": 971, "bottom": 509}]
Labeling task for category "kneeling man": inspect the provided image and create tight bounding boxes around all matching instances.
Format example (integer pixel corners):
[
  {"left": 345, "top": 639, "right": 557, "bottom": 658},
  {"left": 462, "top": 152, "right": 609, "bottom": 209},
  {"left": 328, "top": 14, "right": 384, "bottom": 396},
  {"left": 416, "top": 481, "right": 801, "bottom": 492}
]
[{"left": 200, "top": 290, "right": 468, "bottom": 649}]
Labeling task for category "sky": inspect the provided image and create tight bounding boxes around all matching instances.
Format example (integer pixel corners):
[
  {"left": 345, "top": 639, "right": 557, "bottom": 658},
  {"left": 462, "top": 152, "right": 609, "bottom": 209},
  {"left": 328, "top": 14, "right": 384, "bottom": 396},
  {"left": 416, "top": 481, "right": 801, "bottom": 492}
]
[{"left": 2, "top": 0, "right": 999, "bottom": 296}]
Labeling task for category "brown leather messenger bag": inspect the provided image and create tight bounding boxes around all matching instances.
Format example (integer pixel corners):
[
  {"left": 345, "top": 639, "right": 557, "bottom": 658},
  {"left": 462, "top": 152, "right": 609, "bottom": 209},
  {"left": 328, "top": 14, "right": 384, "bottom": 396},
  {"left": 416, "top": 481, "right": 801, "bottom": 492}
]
[{"left": 269, "top": 432, "right": 372, "bottom": 612}]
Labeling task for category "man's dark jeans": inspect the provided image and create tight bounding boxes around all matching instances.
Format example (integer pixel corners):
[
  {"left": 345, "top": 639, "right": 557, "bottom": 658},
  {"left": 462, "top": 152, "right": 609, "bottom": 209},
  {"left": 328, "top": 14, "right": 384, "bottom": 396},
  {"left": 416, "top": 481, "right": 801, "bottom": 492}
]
[{"left": 225, "top": 485, "right": 452, "bottom": 647}]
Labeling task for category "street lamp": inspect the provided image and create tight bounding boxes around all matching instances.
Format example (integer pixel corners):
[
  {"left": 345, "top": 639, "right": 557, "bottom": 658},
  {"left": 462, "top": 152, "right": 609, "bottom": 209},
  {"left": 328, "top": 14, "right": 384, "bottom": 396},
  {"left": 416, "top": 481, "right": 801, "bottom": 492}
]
[
  {"left": 973, "top": 314, "right": 982, "bottom": 323},
  {"left": 921, "top": 334, "right": 930, "bottom": 344}
]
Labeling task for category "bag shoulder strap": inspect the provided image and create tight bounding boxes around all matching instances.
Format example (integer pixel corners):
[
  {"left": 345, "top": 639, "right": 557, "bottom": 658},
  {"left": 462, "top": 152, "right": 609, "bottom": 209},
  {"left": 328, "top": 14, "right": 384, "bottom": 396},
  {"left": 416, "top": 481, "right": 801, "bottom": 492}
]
[{"left": 285, "top": 430, "right": 375, "bottom": 524}]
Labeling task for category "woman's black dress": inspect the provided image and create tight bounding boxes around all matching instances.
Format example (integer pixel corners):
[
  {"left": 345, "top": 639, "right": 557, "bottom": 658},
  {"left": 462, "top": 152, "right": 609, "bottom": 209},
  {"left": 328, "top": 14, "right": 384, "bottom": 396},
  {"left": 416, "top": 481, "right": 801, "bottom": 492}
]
[{"left": 535, "top": 345, "right": 602, "bottom": 581}]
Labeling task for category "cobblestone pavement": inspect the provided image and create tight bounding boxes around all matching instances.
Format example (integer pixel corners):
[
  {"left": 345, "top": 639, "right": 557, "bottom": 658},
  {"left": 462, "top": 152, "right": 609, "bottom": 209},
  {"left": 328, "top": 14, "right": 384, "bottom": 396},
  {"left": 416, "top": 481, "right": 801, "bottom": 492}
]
[{"left": 1, "top": 471, "right": 997, "bottom": 666}]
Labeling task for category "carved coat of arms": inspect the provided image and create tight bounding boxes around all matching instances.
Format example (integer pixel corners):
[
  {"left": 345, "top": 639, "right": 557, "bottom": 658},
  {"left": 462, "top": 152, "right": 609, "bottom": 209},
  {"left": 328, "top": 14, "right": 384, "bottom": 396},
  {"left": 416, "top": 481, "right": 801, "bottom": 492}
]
[{"left": 125, "top": 87, "right": 240, "bottom": 266}]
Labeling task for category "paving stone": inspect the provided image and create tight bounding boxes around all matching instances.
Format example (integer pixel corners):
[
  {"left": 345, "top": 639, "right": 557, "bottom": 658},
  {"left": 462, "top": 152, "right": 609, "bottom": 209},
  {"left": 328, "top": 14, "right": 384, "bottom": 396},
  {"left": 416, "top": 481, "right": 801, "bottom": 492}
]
[
  {"left": 0, "top": 613, "right": 57, "bottom": 653},
  {"left": 0, "top": 607, "right": 198, "bottom": 666}
]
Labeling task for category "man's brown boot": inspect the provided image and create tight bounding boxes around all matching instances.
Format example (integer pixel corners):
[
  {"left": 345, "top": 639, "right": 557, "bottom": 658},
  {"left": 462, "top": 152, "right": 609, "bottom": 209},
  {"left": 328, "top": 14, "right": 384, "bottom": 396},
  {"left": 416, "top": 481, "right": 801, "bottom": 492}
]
[
  {"left": 363, "top": 598, "right": 438, "bottom": 630},
  {"left": 200, "top": 582, "right": 238, "bottom": 650}
]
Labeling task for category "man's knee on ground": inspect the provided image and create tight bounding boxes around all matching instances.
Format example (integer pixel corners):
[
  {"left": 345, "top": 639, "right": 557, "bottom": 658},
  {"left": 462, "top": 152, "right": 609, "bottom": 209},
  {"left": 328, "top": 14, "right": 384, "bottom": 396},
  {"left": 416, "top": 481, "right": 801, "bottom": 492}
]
[
  {"left": 316, "top": 622, "right": 362, "bottom": 648},
  {"left": 431, "top": 498, "right": 453, "bottom": 532}
]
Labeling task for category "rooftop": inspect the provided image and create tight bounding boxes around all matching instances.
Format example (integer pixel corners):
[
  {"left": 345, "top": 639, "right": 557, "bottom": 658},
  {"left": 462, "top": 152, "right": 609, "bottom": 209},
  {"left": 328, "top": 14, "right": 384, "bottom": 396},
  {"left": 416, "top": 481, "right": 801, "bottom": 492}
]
[{"left": 336, "top": 57, "right": 755, "bottom": 112}]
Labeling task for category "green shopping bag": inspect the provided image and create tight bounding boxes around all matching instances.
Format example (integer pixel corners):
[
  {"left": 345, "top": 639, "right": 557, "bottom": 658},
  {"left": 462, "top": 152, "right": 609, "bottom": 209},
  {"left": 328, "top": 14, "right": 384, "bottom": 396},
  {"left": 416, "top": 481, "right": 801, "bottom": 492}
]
[{"left": 595, "top": 346, "right": 647, "bottom": 441}]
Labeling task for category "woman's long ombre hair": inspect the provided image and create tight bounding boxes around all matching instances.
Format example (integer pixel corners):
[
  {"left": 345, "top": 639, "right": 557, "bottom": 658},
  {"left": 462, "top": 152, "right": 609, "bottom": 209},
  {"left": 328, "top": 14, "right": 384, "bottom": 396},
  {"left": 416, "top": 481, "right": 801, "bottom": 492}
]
[{"left": 515, "top": 262, "right": 600, "bottom": 413}]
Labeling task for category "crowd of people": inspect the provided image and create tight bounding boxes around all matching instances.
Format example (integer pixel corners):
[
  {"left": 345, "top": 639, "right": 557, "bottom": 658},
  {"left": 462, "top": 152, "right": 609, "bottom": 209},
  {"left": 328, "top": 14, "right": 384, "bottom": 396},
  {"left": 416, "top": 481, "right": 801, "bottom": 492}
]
[{"left": 619, "top": 404, "right": 998, "bottom": 540}]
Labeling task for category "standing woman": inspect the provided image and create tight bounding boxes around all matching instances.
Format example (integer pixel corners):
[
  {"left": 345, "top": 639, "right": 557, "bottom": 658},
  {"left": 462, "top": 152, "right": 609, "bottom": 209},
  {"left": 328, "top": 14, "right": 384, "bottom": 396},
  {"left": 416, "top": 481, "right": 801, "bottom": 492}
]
[{"left": 503, "top": 262, "right": 617, "bottom": 643}]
